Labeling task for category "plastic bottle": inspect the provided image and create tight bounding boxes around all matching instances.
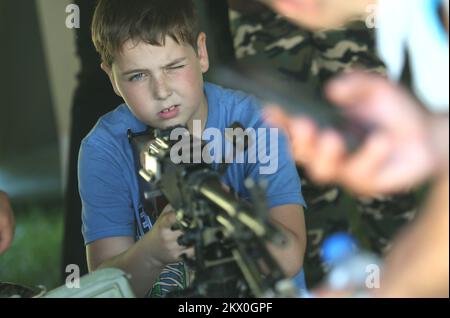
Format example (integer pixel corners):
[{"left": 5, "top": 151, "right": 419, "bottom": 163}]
[{"left": 321, "top": 233, "right": 382, "bottom": 298}]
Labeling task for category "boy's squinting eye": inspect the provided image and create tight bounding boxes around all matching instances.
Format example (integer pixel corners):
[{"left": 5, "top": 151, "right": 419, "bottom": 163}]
[
  {"left": 167, "top": 64, "right": 186, "bottom": 71},
  {"left": 129, "top": 73, "right": 147, "bottom": 82}
]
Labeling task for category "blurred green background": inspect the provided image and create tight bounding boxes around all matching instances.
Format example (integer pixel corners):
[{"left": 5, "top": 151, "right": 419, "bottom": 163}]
[
  {"left": 0, "top": 0, "right": 73, "bottom": 292},
  {"left": 0, "top": 203, "right": 63, "bottom": 290}
]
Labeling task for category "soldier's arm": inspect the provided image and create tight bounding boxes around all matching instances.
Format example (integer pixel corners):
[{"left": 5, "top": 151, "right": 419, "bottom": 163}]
[{"left": 377, "top": 174, "right": 449, "bottom": 297}]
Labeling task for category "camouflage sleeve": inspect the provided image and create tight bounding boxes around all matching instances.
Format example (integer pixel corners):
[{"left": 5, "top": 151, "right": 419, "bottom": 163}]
[
  {"left": 230, "top": 8, "right": 386, "bottom": 87},
  {"left": 229, "top": 4, "right": 419, "bottom": 287}
]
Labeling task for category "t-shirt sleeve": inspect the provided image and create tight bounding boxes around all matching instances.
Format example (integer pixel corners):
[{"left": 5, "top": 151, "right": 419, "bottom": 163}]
[{"left": 79, "top": 139, "right": 135, "bottom": 245}]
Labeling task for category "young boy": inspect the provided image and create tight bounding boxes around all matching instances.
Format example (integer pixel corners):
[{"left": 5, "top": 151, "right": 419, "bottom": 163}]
[{"left": 80, "top": 0, "right": 306, "bottom": 297}]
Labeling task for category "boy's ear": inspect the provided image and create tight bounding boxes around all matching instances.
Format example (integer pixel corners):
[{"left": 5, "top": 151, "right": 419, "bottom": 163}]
[
  {"left": 101, "top": 62, "right": 122, "bottom": 98},
  {"left": 196, "top": 32, "right": 209, "bottom": 73}
]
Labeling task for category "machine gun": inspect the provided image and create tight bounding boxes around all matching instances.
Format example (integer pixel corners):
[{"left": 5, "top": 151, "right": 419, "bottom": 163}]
[{"left": 131, "top": 126, "right": 298, "bottom": 298}]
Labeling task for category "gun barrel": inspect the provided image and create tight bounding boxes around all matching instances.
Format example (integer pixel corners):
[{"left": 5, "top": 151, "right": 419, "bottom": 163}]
[{"left": 196, "top": 175, "right": 285, "bottom": 244}]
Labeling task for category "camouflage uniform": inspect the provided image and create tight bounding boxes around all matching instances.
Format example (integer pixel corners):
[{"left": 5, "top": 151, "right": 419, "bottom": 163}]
[{"left": 229, "top": 7, "right": 419, "bottom": 287}]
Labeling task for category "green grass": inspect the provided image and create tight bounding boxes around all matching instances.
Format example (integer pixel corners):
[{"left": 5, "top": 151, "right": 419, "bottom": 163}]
[{"left": 0, "top": 205, "right": 63, "bottom": 290}]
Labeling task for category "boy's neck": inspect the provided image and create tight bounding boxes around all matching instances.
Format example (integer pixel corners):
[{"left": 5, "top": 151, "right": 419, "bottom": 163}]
[{"left": 186, "top": 93, "right": 209, "bottom": 134}]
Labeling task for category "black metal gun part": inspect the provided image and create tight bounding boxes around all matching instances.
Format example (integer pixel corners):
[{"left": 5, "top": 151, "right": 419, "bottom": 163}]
[{"left": 210, "top": 62, "right": 372, "bottom": 152}]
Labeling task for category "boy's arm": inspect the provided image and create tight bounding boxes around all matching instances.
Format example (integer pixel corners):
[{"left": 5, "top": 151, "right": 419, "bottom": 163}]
[
  {"left": 245, "top": 109, "right": 307, "bottom": 278},
  {"left": 87, "top": 237, "right": 164, "bottom": 298},
  {"left": 86, "top": 237, "right": 162, "bottom": 297},
  {"left": 268, "top": 204, "right": 306, "bottom": 277},
  {"left": 86, "top": 208, "right": 194, "bottom": 298},
  {"left": 80, "top": 139, "right": 193, "bottom": 297},
  {"left": 238, "top": 103, "right": 307, "bottom": 278}
]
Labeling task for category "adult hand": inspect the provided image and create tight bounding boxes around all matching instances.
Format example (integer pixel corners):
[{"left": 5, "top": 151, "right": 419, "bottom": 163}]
[{"left": 265, "top": 72, "right": 440, "bottom": 195}]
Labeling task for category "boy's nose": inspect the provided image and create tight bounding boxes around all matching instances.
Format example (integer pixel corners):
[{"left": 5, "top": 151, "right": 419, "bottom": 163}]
[{"left": 152, "top": 76, "right": 173, "bottom": 100}]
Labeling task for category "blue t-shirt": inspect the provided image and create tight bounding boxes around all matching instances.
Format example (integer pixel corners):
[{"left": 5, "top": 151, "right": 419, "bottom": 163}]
[{"left": 79, "top": 82, "right": 306, "bottom": 296}]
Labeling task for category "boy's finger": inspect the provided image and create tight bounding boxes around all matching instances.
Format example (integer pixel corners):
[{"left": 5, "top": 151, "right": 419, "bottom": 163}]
[
  {"left": 160, "top": 211, "right": 177, "bottom": 227},
  {"left": 161, "top": 204, "right": 174, "bottom": 214},
  {"left": 180, "top": 247, "right": 195, "bottom": 259}
]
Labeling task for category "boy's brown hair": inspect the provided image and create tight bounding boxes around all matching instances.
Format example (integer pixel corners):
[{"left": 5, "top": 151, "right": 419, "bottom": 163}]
[{"left": 92, "top": 0, "right": 200, "bottom": 66}]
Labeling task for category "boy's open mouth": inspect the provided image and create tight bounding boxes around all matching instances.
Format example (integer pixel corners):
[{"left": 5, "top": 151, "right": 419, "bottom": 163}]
[{"left": 158, "top": 104, "right": 180, "bottom": 120}]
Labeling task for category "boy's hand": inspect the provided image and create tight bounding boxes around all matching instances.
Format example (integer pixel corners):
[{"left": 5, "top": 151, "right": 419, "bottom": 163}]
[{"left": 145, "top": 205, "right": 194, "bottom": 266}]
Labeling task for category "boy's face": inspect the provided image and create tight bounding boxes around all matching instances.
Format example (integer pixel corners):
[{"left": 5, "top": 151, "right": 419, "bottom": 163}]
[
  {"left": 103, "top": 33, "right": 209, "bottom": 130},
  {"left": 263, "top": 0, "right": 376, "bottom": 30}
]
